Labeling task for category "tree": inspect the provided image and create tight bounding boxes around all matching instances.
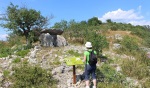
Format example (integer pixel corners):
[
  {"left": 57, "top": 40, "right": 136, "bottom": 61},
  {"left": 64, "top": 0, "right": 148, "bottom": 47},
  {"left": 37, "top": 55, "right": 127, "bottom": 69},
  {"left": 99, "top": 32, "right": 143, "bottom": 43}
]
[
  {"left": 87, "top": 17, "right": 102, "bottom": 26},
  {"left": 85, "top": 31, "right": 109, "bottom": 56},
  {"left": 106, "top": 19, "right": 112, "bottom": 23},
  {"left": 52, "top": 20, "right": 68, "bottom": 30},
  {"left": 80, "top": 21, "right": 87, "bottom": 25},
  {"left": 0, "top": 3, "right": 49, "bottom": 45}
]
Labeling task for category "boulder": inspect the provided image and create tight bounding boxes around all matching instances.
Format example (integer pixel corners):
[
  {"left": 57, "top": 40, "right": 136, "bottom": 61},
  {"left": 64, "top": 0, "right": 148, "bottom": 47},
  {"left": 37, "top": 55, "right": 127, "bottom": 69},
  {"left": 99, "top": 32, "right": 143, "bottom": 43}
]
[
  {"left": 41, "top": 28, "right": 63, "bottom": 35},
  {"left": 56, "top": 35, "right": 68, "bottom": 47},
  {"left": 39, "top": 33, "right": 54, "bottom": 47},
  {"left": 39, "top": 33, "right": 67, "bottom": 47},
  {"left": 147, "top": 52, "right": 150, "bottom": 58}
]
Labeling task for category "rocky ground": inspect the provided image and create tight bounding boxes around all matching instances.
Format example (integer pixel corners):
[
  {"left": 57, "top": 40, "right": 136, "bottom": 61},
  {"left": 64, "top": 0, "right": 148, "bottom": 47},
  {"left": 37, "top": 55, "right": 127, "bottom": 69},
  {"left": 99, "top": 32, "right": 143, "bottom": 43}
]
[
  {"left": 0, "top": 43, "right": 88, "bottom": 88},
  {"left": 0, "top": 41, "right": 150, "bottom": 88}
]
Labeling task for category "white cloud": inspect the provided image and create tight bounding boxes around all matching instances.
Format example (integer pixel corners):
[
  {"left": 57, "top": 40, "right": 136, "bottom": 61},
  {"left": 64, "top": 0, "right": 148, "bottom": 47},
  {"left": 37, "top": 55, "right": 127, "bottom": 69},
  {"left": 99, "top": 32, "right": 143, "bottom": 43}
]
[
  {"left": 129, "top": 20, "right": 150, "bottom": 26},
  {"left": 99, "top": 8, "right": 150, "bottom": 26},
  {"left": 0, "top": 34, "right": 8, "bottom": 41}
]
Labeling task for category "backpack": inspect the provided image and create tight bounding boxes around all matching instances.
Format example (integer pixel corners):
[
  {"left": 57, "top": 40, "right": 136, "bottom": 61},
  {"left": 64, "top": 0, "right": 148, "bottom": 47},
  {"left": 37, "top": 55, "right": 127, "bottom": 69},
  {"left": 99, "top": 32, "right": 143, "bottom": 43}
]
[{"left": 88, "top": 50, "right": 97, "bottom": 65}]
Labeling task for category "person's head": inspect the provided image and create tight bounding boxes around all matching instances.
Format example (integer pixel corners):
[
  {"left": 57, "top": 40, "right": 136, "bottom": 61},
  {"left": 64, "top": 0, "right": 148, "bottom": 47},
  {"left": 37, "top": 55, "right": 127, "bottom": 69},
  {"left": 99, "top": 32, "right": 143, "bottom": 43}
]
[{"left": 85, "top": 42, "right": 92, "bottom": 49}]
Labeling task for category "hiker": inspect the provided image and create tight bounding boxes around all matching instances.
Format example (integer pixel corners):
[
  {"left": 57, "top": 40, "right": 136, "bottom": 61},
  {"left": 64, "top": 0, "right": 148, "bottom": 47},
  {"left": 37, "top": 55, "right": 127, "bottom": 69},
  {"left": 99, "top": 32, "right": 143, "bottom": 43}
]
[{"left": 83, "top": 42, "right": 97, "bottom": 88}]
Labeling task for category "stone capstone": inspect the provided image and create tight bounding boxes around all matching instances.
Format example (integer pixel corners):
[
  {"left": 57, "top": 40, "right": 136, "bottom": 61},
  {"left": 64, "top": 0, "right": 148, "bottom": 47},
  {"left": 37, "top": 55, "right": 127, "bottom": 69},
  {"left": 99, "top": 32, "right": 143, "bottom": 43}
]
[{"left": 41, "top": 28, "right": 63, "bottom": 35}]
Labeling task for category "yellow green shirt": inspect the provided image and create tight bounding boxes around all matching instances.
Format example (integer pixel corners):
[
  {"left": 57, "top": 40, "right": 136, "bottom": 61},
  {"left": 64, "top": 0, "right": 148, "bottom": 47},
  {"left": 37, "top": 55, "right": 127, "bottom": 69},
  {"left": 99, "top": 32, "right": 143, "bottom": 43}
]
[{"left": 84, "top": 49, "right": 97, "bottom": 64}]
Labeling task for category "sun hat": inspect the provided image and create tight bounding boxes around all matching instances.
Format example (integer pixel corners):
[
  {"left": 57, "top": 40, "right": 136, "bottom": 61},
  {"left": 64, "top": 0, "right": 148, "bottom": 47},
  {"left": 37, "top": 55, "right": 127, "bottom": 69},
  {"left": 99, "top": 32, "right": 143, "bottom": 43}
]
[{"left": 85, "top": 42, "right": 92, "bottom": 48}]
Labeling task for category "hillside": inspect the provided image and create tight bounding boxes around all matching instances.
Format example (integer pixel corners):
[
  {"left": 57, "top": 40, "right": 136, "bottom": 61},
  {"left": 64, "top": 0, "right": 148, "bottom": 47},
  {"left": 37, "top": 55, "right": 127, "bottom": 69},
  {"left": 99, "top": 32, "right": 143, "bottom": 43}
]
[{"left": 0, "top": 30, "right": 150, "bottom": 88}]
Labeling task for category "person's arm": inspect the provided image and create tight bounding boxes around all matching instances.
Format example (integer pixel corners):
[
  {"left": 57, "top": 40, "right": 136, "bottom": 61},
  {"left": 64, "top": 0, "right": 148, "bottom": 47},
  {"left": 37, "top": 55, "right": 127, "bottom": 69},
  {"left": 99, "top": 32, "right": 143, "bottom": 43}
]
[{"left": 83, "top": 55, "right": 86, "bottom": 62}]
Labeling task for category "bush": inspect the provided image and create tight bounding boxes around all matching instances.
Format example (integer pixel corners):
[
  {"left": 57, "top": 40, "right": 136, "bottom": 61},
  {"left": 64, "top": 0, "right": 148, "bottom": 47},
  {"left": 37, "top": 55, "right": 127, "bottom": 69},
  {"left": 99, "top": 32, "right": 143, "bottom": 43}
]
[
  {"left": 97, "top": 83, "right": 124, "bottom": 88},
  {"left": 3, "top": 70, "right": 10, "bottom": 77},
  {"left": 142, "top": 78, "right": 150, "bottom": 88},
  {"left": 0, "top": 47, "right": 12, "bottom": 58},
  {"left": 16, "top": 49, "right": 30, "bottom": 57},
  {"left": 12, "top": 57, "right": 21, "bottom": 63},
  {"left": 116, "top": 35, "right": 139, "bottom": 55},
  {"left": 0, "top": 42, "right": 12, "bottom": 57},
  {"left": 99, "top": 64, "right": 125, "bottom": 83},
  {"left": 67, "top": 50, "right": 81, "bottom": 57},
  {"left": 120, "top": 50, "right": 150, "bottom": 80},
  {"left": 11, "top": 64, "right": 57, "bottom": 88},
  {"left": 96, "top": 63, "right": 126, "bottom": 88},
  {"left": 85, "top": 31, "right": 109, "bottom": 56},
  {"left": 110, "top": 25, "right": 118, "bottom": 31}
]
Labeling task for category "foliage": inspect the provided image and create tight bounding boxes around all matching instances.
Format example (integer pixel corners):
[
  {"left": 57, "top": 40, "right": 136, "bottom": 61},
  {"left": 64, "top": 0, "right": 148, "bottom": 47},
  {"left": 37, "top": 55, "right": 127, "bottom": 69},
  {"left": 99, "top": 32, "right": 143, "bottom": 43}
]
[
  {"left": 53, "top": 20, "right": 68, "bottom": 30},
  {"left": 106, "top": 19, "right": 112, "bottom": 23},
  {"left": 116, "top": 35, "right": 139, "bottom": 55},
  {"left": 0, "top": 41, "right": 12, "bottom": 57},
  {"left": 11, "top": 64, "right": 57, "bottom": 88},
  {"left": 85, "top": 31, "right": 109, "bottom": 56},
  {"left": 87, "top": 17, "right": 102, "bottom": 26},
  {"left": 31, "top": 27, "right": 42, "bottom": 42},
  {"left": 12, "top": 57, "right": 21, "bottom": 63},
  {"left": 52, "top": 60, "right": 61, "bottom": 65},
  {"left": 96, "top": 63, "right": 126, "bottom": 88},
  {"left": 99, "top": 64, "right": 125, "bottom": 83},
  {"left": 142, "top": 78, "right": 150, "bottom": 88},
  {"left": 0, "top": 4, "right": 150, "bottom": 87},
  {"left": 142, "top": 37, "right": 150, "bottom": 48},
  {"left": 67, "top": 50, "right": 81, "bottom": 57},
  {"left": 54, "top": 18, "right": 109, "bottom": 56},
  {"left": 3, "top": 70, "right": 10, "bottom": 77},
  {"left": 121, "top": 59, "right": 149, "bottom": 80},
  {"left": 62, "top": 20, "right": 88, "bottom": 44},
  {"left": 16, "top": 49, "right": 30, "bottom": 58},
  {"left": 0, "top": 47, "right": 12, "bottom": 57},
  {"left": 97, "top": 83, "right": 124, "bottom": 88},
  {"left": 0, "top": 3, "right": 49, "bottom": 45},
  {"left": 7, "top": 33, "right": 24, "bottom": 46},
  {"left": 121, "top": 51, "right": 150, "bottom": 80},
  {"left": 110, "top": 25, "right": 118, "bottom": 31},
  {"left": 0, "top": 40, "right": 31, "bottom": 58}
]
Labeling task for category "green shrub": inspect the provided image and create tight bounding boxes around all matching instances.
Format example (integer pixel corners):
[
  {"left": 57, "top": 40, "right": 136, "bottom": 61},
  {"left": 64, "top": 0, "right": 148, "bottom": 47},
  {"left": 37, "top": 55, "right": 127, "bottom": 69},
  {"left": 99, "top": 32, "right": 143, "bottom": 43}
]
[
  {"left": 67, "top": 50, "right": 81, "bottom": 57},
  {"left": 12, "top": 57, "right": 21, "bottom": 63},
  {"left": 11, "top": 64, "right": 57, "bottom": 88},
  {"left": 97, "top": 83, "right": 124, "bottom": 88},
  {"left": 99, "top": 64, "right": 125, "bottom": 83},
  {"left": 52, "top": 58, "right": 61, "bottom": 65},
  {"left": 96, "top": 63, "right": 126, "bottom": 88},
  {"left": 142, "top": 78, "right": 150, "bottom": 88},
  {"left": 16, "top": 49, "right": 30, "bottom": 57},
  {"left": 120, "top": 50, "right": 150, "bottom": 87},
  {"left": 0, "top": 42, "right": 12, "bottom": 57},
  {"left": 122, "top": 36, "right": 139, "bottom": 49},
  {"left": 110, "top": 25, "right": 118, "bottom": 31},
  {"left": 85, "top": 31, "right": 109, "bottom": 56},
  {"left": 116, "top": 35, "right": 139, "bottom": 55},
  {"left": 3, "top": 70, "right": 10, "bottom": 77},
  {"left": 22, "top": 59, "right": 29, "bottom": 64},
  {"left": 121, "top": 59, "right": 149, "bottom": 80}
]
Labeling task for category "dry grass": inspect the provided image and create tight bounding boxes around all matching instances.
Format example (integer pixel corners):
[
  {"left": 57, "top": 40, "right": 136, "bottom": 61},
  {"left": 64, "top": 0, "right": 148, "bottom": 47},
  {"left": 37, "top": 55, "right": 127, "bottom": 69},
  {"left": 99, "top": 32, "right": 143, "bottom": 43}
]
[{"left": 105, "top": 30, "right": 142, "bottom": 47}]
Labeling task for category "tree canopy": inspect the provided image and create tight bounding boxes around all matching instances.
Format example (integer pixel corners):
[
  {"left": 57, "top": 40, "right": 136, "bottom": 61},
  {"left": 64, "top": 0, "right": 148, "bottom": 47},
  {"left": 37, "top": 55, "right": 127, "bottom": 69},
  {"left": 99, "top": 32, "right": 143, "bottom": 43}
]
[
  {"left": 0, "top": 3, "right": 49, "bottom": 45},
  {"left": 87, "top": 17, "right": 102, "bottom": 26}
]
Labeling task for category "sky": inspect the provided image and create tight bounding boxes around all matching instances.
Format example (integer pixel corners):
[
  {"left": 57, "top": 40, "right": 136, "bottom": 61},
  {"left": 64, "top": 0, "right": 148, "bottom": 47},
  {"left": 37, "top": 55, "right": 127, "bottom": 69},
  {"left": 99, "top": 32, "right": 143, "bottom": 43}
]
[{"left": 0, "top": 0, "right": 150, "bottom": 40}]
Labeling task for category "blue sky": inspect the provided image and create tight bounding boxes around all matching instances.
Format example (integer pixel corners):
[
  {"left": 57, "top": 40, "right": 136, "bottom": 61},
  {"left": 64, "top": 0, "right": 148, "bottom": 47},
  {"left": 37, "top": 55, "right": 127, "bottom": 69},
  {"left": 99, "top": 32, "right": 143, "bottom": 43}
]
[{"left": 0, "top": 0, "right": 150, "bottom": 40}]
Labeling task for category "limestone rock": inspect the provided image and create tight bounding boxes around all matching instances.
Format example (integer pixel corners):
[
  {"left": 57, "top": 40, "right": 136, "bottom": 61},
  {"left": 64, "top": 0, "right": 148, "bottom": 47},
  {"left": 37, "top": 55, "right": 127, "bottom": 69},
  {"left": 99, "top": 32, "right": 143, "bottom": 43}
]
[
  {"left": 41, "top": 28, "right": 63, "bottom": 35},
  {"left": 39, "top": 33, "right": 68, "bottom": 47}
]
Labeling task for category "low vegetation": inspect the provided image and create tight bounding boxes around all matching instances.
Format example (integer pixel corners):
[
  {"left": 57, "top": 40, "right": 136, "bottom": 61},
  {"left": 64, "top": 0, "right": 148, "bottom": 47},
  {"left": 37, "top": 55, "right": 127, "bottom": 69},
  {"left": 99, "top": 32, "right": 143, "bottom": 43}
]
[
  {"left": 0, "top": 4, "right": 150, "bottom": 87},
  {"left": 10, "top": 64, "right": 57, "bottom": 88}
]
